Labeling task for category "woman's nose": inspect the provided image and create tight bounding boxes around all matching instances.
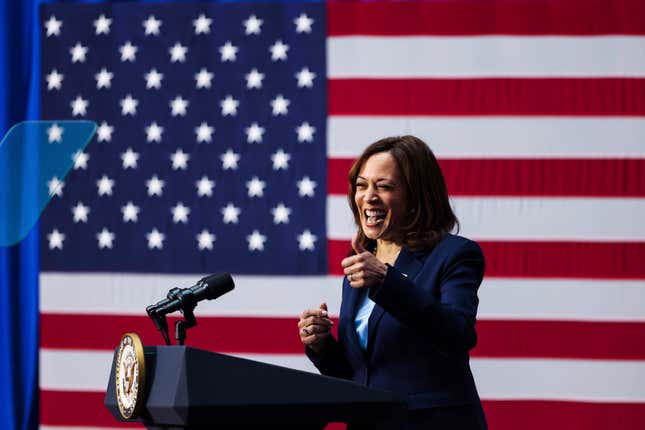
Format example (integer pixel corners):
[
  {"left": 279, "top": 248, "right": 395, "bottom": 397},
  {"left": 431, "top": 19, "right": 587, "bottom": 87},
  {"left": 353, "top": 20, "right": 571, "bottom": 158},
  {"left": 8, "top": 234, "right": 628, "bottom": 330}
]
[{"left": 364, "top": 185, "right": 378, "bottom": 201}]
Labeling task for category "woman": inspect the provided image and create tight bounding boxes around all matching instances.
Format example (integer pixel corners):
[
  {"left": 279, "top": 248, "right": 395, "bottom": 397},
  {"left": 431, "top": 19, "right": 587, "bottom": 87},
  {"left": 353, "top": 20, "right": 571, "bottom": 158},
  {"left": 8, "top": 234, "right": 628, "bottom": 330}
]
[{"left": 298, "top": 135, "right": 487, "bottom": 429}]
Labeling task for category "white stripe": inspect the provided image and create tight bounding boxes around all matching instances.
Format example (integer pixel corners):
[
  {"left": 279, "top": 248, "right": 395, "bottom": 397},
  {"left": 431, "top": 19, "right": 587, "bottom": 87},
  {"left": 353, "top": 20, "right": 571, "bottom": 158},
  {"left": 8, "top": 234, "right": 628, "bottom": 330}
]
[
  {"left": 41, "top": 273, "right": 645, "bottom": 322},
  {"left": 472, "top": 358, "right": 645, "bottom": 402},
  {"left": 328, "top": 117, "right": 645, "bottom": 159},
  {"left": 40, "top": 349, "right": 645, "bottom": 402},
  {"left": 39, "top": 273, "right": 342, "bottom": 317},
  {"left": 328, "top": 36, "right": 645, "bottom": 78},
  {"left": 478, "top": 279, "right": 645, "bottom": 322},
  {"left": 328, "top": 195, "right": 645, "bottom": 242},
  {"left": 39, "top": 349, "right": 318, "bottom": 392}
]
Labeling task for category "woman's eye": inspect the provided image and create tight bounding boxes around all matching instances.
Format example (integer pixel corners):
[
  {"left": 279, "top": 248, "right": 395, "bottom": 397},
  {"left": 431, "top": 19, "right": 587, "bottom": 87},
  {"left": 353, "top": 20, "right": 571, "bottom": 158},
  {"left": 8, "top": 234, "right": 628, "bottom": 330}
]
[
  {"left": 378, "top": 185, "right": 392, "bottom": 190},
  {"left": 356, "top": 183, "right": 366, "bottom": 189}
]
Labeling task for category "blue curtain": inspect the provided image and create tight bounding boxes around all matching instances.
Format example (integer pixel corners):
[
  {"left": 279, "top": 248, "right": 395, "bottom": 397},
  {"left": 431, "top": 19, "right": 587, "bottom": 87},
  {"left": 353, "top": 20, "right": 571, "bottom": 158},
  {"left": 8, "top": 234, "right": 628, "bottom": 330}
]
[{"left": 0, "top": 0, "right": 41, "bottom": 427}]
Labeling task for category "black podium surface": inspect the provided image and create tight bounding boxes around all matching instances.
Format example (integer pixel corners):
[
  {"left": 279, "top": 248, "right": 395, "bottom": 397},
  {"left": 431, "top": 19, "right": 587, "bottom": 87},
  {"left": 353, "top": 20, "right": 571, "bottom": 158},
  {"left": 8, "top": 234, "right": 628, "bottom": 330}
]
[{"left": 105, "top": 346, "right": 405, "bottom": 429}]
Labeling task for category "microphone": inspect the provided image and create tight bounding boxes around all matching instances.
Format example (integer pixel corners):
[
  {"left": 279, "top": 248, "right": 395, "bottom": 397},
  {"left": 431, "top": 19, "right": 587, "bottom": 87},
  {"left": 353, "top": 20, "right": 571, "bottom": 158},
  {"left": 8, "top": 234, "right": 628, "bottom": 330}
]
[
  {"left": 146, "top": 273, "right": 234, "bottom": 345},
  {"left": 147, "top": 273, "right": 235, "bottom": 317}
]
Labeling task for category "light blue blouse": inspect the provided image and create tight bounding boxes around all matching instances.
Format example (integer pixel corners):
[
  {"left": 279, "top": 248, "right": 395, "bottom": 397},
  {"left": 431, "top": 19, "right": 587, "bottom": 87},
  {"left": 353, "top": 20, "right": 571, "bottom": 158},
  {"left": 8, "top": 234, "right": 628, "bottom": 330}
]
[{"left": 354, "top": 290, "right": 376, "bottom": 350}]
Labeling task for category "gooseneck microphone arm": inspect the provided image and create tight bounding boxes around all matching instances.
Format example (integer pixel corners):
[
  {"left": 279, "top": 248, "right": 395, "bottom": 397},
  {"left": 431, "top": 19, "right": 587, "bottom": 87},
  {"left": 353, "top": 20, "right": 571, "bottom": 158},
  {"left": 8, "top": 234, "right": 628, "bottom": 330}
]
[
  {"left": 146, "top": 273, "right": 235, "bottom": 345},
  {"left": 147, "top": 305, "right": 171, "bottom": 345}
]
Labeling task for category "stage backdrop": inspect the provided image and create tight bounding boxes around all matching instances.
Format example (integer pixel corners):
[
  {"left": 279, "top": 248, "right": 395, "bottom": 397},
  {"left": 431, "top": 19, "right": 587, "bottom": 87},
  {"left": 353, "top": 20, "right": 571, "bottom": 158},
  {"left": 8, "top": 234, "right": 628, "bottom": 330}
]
[{"left": 37, "top": 1, "right": 645, "bottom": 429}]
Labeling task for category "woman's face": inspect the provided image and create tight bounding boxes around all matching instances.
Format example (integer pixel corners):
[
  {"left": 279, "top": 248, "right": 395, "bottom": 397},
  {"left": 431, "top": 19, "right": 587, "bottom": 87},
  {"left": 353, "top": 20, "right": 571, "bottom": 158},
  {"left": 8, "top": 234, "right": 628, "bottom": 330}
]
[{"left": 354, "top": 152, "right": 408, "bottom": 241}]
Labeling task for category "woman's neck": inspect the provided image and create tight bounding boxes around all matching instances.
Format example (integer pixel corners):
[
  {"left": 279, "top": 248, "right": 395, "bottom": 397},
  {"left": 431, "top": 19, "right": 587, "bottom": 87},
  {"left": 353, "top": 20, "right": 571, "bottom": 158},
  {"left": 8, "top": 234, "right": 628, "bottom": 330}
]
[{"left": 375, "top": 239, "right": 402, "bottom": 265}]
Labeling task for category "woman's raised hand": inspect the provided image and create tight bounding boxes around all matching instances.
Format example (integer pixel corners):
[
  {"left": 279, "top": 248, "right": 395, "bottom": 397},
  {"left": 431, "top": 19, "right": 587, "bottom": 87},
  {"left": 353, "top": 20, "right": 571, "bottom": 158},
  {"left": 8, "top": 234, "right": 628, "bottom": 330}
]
[
  {"left": 298, "top": 302, "right": 334, "bottom": 353},
  {"left": 341, "top": 234, "right": 387, "bottom": 289}
]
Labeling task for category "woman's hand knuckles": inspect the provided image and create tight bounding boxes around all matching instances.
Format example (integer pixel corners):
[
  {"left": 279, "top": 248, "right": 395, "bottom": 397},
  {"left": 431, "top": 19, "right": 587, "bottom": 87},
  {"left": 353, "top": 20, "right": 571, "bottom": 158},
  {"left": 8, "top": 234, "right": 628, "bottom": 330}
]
[
  {"left": 300, "top": 308, "right": 320, "bottom": 319},
  {"left": 341, "top": 256, "right": 357, "bottom": 268},
  {"left": 309, "top": 317, "right": 328, "bottom": 326}
]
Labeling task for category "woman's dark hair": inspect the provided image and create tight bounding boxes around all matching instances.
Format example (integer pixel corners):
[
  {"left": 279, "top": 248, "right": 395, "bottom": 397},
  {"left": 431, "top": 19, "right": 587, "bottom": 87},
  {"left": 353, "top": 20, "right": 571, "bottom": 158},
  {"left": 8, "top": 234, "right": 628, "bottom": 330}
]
[{"left": 348, "top": 135, "right": 459, "bottom": 253}]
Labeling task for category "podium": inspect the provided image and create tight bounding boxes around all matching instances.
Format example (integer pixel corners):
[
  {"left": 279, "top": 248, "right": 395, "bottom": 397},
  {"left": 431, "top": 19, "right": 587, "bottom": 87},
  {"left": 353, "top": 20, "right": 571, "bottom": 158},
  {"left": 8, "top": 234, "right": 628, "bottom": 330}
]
[{"left": 105, "top": 346, "right": 405, "bottom": 429}]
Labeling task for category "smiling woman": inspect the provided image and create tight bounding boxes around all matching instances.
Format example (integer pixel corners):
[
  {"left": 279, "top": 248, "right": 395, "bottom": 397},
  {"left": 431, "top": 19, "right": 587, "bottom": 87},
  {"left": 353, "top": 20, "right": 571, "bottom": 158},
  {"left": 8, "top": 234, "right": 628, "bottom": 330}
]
[
  {"left": 299, "top": 135, "right": 488, "bottom": 429},
  {"left": 354, "top": 151, "right": 408, "bottom": 245},
  {"left": 348, "top": 135, "right": 459, "bottom": 253}
]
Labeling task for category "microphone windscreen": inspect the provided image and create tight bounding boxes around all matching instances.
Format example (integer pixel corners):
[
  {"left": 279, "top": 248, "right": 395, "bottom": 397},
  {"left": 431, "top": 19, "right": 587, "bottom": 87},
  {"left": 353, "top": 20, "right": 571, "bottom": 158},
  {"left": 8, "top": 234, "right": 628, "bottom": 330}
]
[{"left": 198, "top": 273, "right": 234, "bottom": 300}]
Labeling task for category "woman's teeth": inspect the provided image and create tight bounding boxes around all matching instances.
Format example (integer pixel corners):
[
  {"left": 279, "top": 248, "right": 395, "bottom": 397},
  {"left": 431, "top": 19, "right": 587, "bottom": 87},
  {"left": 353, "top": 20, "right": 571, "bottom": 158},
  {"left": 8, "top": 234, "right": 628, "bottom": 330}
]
[
  {"left": 365, "top": 210, "right": 385, "bottom": 217},
  {"left": 364, "top": 209, "right": 385, "bottom": 226}
]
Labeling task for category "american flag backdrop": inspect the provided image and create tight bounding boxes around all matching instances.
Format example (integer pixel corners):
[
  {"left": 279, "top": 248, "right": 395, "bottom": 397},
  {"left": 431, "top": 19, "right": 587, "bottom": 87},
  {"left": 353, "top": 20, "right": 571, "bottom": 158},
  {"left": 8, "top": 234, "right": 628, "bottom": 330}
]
[{"left": 38, "top": 1, "right": 645, "bottom": 429}]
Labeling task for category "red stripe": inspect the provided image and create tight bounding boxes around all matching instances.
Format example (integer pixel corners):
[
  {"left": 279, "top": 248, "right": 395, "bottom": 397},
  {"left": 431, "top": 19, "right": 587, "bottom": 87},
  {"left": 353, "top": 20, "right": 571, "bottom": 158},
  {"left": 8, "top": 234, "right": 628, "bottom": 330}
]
[
  {"left": 329, "top": 239, "right": 645, "bottom": 279},
  {"left": 327, "top": 158, "right": 351, "bottom": 196},
  {"left": 41, "top": 314, "right": 645, "bottom": 360},
  {"left": 39, "top": 390, "right": 645, "bottom": 430},
  {"left": 40, "top": 313, "right": 338, "bottom": 353},
  {"left": 40, "top": 390, "right": 142, "bottom": 427},
  {"left": 328, "top": 1, "right": 645, "bottom": 36},
  {"left": 473, "top": 320, "right": 645, "bottom": 360},
  {"left": 483, "top": 400, "right": 645, "bottom": 430},
  {"left": 40, "top": 389, "right": 345, "bottom": 429},
  {"left": 328, "top": 79, "right": 645, "bottom": 116},
  {"left": 328, "top": 158, "right": 645, "bottom": 197}
]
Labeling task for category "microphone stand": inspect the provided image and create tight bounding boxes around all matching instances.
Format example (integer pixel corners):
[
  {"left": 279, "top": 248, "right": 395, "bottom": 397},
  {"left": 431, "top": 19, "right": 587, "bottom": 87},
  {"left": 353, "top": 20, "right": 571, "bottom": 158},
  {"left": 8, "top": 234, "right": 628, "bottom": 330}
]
[
  {"left": 147, "top": 287, "right": 199, "bottom": 346},
  {"left": 167, "top": 287, "right": 198, "bottom": 345}
]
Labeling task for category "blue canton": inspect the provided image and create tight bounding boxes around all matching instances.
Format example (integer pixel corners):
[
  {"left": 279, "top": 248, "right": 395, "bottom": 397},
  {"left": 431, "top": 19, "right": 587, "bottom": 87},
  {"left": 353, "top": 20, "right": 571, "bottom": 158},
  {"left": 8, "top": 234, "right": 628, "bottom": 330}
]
[{"left": 39, "top": 2, "right": 327, "bottom": 274}]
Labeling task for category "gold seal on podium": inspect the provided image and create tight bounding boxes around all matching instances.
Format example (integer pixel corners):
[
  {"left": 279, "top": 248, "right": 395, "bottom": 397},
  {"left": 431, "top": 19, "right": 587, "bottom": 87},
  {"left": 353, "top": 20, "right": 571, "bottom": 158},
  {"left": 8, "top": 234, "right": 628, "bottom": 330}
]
[{"left": 115, "top": 333, "right": 145, "bottom": 419}]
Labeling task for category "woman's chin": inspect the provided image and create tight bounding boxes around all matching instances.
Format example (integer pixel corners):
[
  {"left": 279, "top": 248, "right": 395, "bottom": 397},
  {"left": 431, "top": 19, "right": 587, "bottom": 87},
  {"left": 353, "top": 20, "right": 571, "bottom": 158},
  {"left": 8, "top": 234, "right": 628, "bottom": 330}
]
[{"left": 362, "top": 224, "right": 386, "bottom": 240}]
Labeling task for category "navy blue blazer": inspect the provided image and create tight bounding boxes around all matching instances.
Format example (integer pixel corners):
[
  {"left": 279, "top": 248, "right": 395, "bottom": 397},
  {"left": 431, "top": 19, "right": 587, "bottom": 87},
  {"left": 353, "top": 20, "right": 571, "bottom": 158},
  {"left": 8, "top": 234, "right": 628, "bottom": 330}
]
[{"left": 306, "top": 234, "right": 485, "bottom": 412}]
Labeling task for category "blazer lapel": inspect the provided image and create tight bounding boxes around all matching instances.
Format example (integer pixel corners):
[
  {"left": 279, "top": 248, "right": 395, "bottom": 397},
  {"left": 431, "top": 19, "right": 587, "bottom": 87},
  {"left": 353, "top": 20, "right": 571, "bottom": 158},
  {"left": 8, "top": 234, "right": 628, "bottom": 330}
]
[
  {"left": 366, "top": 248, "right": 424, "bottom": 356},
  {"left": 366, "top": 303, "right": 385, "bottom": 358},
  {"left": 392, "top": 247, "right": 425, "bottom": 280}
]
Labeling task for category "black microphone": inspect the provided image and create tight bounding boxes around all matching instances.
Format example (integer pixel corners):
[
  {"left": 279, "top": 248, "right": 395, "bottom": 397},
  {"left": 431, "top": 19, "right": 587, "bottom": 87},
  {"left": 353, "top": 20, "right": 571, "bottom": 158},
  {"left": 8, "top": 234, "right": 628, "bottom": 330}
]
[
  {"left": 146, "top": 273, "right": 235, "bottom": 317},
  {"left": 146, "top": 273, "right": 235, "bottom": 345}
]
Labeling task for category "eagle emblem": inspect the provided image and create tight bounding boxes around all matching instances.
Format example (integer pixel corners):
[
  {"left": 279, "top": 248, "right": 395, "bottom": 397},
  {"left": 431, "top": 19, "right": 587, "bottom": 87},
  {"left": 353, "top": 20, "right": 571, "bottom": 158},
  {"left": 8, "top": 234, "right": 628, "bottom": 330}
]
[{"left": 115, "top": 333, "right": 145, "bottom": 419}]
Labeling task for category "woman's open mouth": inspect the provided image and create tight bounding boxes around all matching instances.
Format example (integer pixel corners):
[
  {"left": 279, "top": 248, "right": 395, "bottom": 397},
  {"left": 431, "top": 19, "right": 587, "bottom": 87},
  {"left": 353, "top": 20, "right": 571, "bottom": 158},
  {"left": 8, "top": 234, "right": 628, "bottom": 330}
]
[{"left": 364, "top": 209, "right": 386, "bottom": 227}]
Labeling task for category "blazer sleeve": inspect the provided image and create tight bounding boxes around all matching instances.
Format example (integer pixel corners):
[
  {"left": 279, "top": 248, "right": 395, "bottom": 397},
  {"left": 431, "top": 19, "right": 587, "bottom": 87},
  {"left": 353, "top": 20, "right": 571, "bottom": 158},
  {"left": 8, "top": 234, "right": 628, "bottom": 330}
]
[
  {"left": 305, "top": 335, "right": 354, "bottom": 380},
  {"left": 368, "top": 239, "right": 485, "bottom": 355}
]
